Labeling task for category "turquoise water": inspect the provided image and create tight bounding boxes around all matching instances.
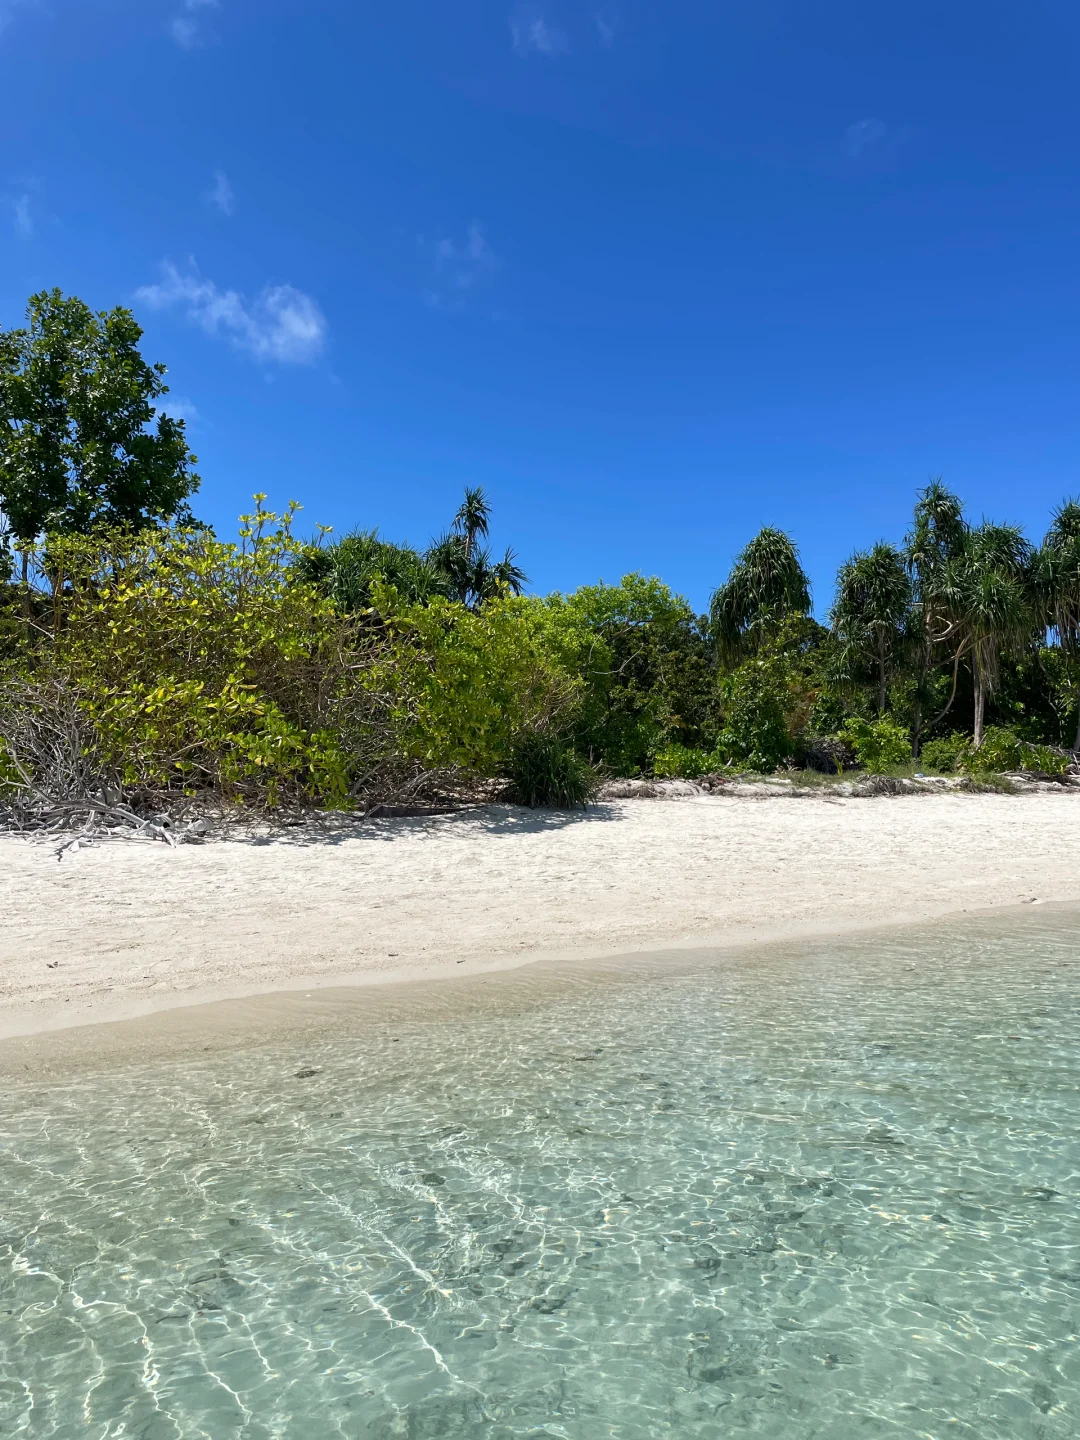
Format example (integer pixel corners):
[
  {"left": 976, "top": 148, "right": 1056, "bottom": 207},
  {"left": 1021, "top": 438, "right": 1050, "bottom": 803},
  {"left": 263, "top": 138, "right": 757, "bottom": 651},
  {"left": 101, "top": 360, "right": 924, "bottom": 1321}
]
[{"left": 2, "top": 911, "right": 1078, "bottom": 1439}]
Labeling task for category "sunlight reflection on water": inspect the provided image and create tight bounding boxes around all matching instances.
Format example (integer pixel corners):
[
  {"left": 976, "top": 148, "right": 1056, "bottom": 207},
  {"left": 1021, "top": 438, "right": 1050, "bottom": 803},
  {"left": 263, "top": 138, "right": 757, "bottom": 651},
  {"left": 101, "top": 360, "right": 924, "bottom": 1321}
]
[{"left": 2, "top": 910, "right": 1078, "bottom": 1438}]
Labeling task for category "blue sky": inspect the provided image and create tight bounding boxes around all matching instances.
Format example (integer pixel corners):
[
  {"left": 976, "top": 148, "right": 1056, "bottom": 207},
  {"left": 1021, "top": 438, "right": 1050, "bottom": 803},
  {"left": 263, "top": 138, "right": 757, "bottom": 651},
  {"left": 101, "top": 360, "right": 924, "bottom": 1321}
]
[{"left": 2, "top": 0, "right": 1079, "bottom": 615}]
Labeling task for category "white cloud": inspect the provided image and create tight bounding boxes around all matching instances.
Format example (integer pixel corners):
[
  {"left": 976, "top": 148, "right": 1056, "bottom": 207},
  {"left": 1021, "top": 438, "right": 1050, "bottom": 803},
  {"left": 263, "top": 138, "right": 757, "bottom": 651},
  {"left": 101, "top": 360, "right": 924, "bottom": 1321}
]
[
  {"left": 846, "top": 117, "right": 886, "bottom": 157},
  {"left": 171, "top": 0, "right": 217, "bottom": 50},
  {"left": 156, "top": 395, "right": 199, "bottom": 423},
  {"left": 435, "top": 223, "right": 497, "bottom": 290},
  {"left": 137, "top": 261, "right": 327, "bottom": 365},
  {"left": 593, "top": 8, "right": 616, "bottom": 46},
  {"left": 204, "top": 169, "right": 235, "bottom": 216},
  {"left": 510, "top": 5, "right": 567, "bottom": 56},
  {"left": 11, "top": 193, "right": 32, "bottom": 237},
  {"left": 424, "top": 223, "right": 500, "bottom": 310}
]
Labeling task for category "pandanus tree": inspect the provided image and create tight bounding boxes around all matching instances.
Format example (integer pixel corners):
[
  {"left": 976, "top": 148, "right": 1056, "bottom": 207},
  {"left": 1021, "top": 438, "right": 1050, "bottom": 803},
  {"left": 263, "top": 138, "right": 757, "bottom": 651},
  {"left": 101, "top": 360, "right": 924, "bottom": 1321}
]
[
  {"left": 1038, "top": 499, "right": 1080, "bottom": 749},
  {"left": 710, "top": 526, "right": 811, "bottom": 658},
  {"left": 936, "top": 522, "right": 1037, "bottom": 748},
  {"left": 904, "top": 480, "right": 969, "bottom": 752},
  {"left": 428, "top": 486, "right": 526, "bottom": 609},
  {"left": 831, "top": 541, "right": 912, "bottom": 714}
]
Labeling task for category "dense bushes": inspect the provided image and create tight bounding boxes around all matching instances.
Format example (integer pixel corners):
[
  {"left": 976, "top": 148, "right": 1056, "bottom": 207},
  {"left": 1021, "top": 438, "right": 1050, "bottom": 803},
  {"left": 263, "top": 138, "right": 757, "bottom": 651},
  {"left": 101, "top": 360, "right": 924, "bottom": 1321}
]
[{"left": 4, "top": 480, "right": 1080, "bottom": 824}]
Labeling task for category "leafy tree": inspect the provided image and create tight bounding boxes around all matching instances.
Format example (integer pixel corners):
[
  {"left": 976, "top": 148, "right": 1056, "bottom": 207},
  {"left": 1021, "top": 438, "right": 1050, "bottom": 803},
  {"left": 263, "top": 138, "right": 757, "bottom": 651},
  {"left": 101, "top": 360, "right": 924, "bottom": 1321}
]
[
  {"left": 936, "top": 522, "right": 1037, "bottom": 748},
  {"left": 710, "top": 526, "right": 811, "bottom": 658},
  {"left": 0, "top": 291, "right": 199, "bottom": 568},
  {"left": 831, "top": 541, "right": 912, "bottom": 715},
  {"left": 373, "top": 589, "right": 576, "bottom": 775},
  {"left": 542, "top": 574, "right": 712, "bottom": 772},
  {"left": 1038, "top": 499, "right": 1080, "bottom": 749}
]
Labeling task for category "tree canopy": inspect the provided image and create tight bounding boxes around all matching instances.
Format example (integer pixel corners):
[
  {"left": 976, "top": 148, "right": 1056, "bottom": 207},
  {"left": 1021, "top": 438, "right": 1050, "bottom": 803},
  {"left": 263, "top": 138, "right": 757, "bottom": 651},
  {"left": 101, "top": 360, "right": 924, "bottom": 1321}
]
[{"left": 0, "top": 290, "right": 199, "bottom": 550}]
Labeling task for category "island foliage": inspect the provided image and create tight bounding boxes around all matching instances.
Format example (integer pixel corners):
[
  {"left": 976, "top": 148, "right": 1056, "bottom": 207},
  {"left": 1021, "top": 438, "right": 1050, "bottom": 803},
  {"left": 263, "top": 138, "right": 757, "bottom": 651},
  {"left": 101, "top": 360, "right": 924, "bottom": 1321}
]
[{"left": 3, "top": 289, "right": 1079, "bottom": 820}]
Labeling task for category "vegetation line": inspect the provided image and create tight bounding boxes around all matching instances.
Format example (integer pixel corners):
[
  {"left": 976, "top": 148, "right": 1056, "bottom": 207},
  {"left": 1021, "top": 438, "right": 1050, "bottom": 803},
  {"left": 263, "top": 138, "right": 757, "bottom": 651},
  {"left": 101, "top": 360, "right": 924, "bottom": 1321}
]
[{"left": 2, "top": 290, "right": 1079, "bottom": 832}]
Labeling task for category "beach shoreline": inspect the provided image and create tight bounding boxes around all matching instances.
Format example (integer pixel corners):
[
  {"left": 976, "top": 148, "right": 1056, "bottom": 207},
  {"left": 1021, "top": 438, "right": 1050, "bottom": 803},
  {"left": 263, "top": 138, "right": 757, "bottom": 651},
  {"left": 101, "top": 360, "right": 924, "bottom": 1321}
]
[{"left": 4, "top": 791, "right": 1080, "bottom": 1050}]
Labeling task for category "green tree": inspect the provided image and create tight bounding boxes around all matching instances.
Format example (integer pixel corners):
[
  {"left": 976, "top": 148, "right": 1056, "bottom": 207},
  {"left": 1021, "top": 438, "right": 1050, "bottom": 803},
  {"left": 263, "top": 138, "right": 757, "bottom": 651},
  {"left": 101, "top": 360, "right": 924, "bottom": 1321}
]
[
  {"left": 542, "top": 574, "right": 712, "bottom": 772},
  {"left": 427, "top": 486, "right": 526, "bottom": 609},
  {"left": 831, "top": 541, "right": 912, "bottom": 715},
  {"left": 904, "top": 480, "right": 969, "bottom": 752},
  {"left": 1037, "top": 498, "right": 1080, "bottom": 749},
  {"left": 0, "top": 291, "right": 199, "bottom": 566},
  {"left": 297, "top": 530, "right": 453, "bottom": 612},
  {"left": 937, "top": 522, "right": 1037, "bottom": 748},
  {"left": 710, "top": 526, "right": 811, "bottom": 658}
]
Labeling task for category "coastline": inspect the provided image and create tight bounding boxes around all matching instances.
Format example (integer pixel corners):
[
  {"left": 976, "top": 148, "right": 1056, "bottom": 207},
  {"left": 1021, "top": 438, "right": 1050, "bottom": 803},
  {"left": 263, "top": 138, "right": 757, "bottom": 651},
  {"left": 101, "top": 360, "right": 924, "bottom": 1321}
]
[{"left": 4, "top": 790, "right": 1080, "bottom": 1054}]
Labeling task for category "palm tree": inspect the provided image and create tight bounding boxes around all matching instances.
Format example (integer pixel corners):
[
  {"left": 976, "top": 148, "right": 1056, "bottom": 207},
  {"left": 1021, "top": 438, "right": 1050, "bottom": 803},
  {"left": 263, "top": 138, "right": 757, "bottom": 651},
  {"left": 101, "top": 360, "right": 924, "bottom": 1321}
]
[
  {"left": 936, "top": 522, "right": 1036, "bottom": 748},
  {"left": 904, "top": 480, "right": 968, "bottom": 752},
  {"left": 710, "top": 526, "right": 811, "bottom": 658},
  {"left": 453, "top": 486, "right": 491, "bottom": 563},
  {"left": 831, "top": 541, "right": 912, "bottom": 714},
  {"left": 428, "top": 487, "right": 527, "bottom": 609},
  {"left": 1038, "top": 498, "right": 1080, "bottom": 749}
]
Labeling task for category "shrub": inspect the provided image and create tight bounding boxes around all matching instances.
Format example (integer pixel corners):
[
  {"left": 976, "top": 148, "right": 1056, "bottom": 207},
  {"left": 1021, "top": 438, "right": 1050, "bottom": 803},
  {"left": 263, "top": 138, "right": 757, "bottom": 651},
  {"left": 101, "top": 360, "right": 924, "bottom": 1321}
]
[
  {"left": 919, "top": 732, "right": 971, "bottom": 773},
  {"left": 372, "top": 588, "right": 579, "bottom": 777},
  {"left": 651, "top": 743, "right": 721, "bottom": 779},
  {"left": 713, "top": 652, "right": 797, "bottom": 772},
  {"left": 506, "top": 733, "right": 596, "bottom": 808},
  {"left": 5, "top": 500, "right": 392, "bottom": 808},
  {"left": 840, "top": 716, "right": 911, "bottom": 773},
  {"left": 965, "top": 726, "right": 1071, "bottom": 775}
]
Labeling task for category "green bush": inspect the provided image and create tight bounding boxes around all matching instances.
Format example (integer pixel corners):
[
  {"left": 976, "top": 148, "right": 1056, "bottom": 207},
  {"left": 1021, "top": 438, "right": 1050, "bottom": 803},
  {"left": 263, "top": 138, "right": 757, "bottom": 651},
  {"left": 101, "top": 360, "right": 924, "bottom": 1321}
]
[
  {"left": 651, "top": 742, "right": 721, "bottom": 779},
  {"left": 372, "top": 588, "right": 578, "bottom": 776},
  {"left": 840, "top": 716, "right": 911, "bottom": 773},
  {"left": 506, "top": 733, "right": 596, "bottom": 808},
  {"left": 919, "top": 732, "right": 971, "bottom": 773},
  {"left": 713, "top": 652, "right": 797, "bottom": 772},
  {"left": 966, "top": 726, "right": 1070, "bottom": 775}
]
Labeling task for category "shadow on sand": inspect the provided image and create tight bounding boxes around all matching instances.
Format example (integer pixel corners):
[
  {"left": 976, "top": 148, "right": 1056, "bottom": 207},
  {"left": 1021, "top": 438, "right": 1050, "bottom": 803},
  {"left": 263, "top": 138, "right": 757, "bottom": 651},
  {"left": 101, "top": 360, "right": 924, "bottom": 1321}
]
[{"left": 236, "top": 801, "right": 627, "bottom": 848}]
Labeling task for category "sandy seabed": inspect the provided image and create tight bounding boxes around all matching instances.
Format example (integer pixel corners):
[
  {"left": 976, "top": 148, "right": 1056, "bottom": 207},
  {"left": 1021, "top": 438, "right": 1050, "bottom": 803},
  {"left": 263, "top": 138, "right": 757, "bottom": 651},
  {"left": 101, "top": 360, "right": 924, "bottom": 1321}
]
[{"left": 2, "top": 790, "right": 1080, "bottom": 1044}]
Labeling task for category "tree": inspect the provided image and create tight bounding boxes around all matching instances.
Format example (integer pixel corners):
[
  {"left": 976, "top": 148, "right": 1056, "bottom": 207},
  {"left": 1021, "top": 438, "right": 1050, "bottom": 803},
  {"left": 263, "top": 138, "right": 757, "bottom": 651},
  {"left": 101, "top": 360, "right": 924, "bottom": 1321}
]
[
  {"left": 428, "top": 486, "right": 526, "bottom": 609},
  {"left": 904, "top": 480, "right": 969, "bottom": 752},
  {"left": 710, "top": 526, "right": 811, "bottom": 658},
  {"left": 542, "top": 574, "right": 712, "bottom": 771},
  {"left": 0, "top": 290, "right": 199, "bottom": 566},
  {"left": 1037, "top": 498, "right": 1080, "bottom": 749},
  {"left": 831, "top": 541, "right": 912, "bottom": 714},
  {"left": 297, "top": 531, "right": 453, "bottom": 612},
  {"left": 937, "top": 522, "right": 1036, "bottom": 748}
]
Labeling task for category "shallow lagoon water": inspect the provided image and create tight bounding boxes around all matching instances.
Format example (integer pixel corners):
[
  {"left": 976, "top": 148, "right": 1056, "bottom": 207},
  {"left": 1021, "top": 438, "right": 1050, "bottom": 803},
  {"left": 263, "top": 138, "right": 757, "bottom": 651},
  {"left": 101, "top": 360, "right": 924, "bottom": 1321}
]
[{"left": 2, "top": 909, "right": 1078, "bottom": 1439}]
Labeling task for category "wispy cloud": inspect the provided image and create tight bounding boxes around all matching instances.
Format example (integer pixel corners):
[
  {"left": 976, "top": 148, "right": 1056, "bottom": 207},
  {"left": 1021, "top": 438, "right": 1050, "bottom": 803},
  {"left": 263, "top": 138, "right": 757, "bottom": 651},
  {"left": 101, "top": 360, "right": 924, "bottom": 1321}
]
[
  {"left": 11, "top": 192, "right": 32, "bottom": 237},
  {"left": 170, "top": 0, "right": 217, "bottom": 50},
  {"left": 593, "top": 7, "right": 617, "bottom": 46},
  {"left": 204, "top": 169, "right": 235, "bottom": 216},
  {"left": 137, "top": 261, "right": 327, "bottom": 365},
  {"left": 424, "top": 223, "right": 500, "bottom": 310},
  {"left": 510, "top": 4, "right": 568, "bottom": 56},
  {"left": 0, "top": 0, "right": 33, "bottom": 41},
  {"left": 845, "top": 117, "right": 886, "bottom": 157},
  {"left": 156, "top": 395, "right": 199, "bottom": 423}
]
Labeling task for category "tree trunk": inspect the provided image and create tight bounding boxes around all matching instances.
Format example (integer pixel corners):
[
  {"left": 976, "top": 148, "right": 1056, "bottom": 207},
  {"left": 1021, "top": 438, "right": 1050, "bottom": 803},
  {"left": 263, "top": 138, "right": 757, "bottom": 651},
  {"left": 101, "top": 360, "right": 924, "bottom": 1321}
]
[
  {"left": 20, "top": 547, "right": 31, "bottom": 632},
  {"left": 973, "top": 670, "right": 986, "bottom": 749},
  {"left": 1073, "top": 696, "right": 1080, "bottom": 753},
  {"left": 877, "top": 642, "right": 887, "bottom": 716}
]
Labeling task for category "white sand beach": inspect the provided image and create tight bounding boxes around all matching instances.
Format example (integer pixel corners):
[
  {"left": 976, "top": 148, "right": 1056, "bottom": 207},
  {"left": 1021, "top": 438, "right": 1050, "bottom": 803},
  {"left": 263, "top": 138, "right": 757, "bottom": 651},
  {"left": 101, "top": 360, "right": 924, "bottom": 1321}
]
[{"left": 2, "top": 790, "right": 1080, "bottom": 1040}]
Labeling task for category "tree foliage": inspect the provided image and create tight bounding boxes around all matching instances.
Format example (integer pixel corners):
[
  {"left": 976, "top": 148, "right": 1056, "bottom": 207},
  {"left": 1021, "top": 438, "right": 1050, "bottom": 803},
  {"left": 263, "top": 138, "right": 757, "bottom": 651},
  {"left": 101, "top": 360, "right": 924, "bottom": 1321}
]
[
  {"left": 0, "top": 290, "right": 199, "bottom": 550},
  {"left": 710, "top": 526, "right": 811, "bottom": 658}
]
